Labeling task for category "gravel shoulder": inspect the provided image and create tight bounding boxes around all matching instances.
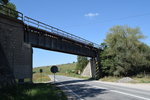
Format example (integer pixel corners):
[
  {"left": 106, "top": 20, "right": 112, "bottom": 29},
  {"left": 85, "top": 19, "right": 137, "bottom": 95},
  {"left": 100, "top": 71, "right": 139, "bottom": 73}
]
[{"left": 97, "top": 81, "right": 150, "bottom": 91}]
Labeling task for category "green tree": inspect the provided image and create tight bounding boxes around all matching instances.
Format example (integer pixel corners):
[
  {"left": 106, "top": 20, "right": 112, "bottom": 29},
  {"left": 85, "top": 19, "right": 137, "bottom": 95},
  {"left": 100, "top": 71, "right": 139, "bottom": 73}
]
[
  {"left": 101, "top": 25, "right": 150, "bottom": 76},
  {"left": 100, "top": 42, "right": 116, "bottom": 76},
  {"left": 76, "top": 56, "right": 88, "bottom": 73},
  {"left": 0, "top": 1, "right": 17, "bottom": 18},
  {"left": 0, "top": 0, "right": 9, "bottom": 5}
]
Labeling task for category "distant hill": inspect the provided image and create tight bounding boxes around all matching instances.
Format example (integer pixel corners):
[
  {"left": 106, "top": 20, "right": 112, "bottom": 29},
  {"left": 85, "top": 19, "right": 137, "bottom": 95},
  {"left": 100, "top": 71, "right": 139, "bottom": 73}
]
[
  {"left": 33, "top": 63, "right": 77, "bottom": 75},
  {"left": 33, "top": 62, "right": 87, "bottom": 81}
]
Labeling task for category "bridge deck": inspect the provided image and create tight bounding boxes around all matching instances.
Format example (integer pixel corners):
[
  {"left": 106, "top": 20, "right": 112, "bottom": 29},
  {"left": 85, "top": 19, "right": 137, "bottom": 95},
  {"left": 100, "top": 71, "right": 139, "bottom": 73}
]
[
  {"left": 0, "top": 4, "right": 101, "bottom": 57},
  {"left": 24, "top": 25, "right": 99, "bottom": 57}
]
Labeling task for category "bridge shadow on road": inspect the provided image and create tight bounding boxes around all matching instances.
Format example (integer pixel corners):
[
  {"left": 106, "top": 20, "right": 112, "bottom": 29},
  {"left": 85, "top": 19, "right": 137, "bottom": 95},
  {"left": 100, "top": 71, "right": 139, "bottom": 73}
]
[{"left": 55, "top": 79, "right": 108, "bottom": 99}]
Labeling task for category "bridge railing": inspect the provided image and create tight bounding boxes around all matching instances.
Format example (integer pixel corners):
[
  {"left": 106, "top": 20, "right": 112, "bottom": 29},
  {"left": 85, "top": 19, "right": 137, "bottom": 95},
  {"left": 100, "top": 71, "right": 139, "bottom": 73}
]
[
  {"left": 0, "top": 4, "right": 23, "bottom": 20},
  {"left": 0, "top": 4, "right": 100, "bottom": 49},
  {"left": 24, "top": 16, "right": 100, "bottom": 48}
]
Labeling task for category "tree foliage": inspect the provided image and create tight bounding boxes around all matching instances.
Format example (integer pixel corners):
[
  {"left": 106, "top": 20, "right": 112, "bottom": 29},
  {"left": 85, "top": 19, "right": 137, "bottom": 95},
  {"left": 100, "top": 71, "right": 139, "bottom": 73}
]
[
  {"left": 0, "top": 0, "right": 9, "bottom": 5},
  {"left": 76, "top": 56, "right": 88, "bottom": 73},
  {"left": 0, "top": 1, "right": 17, "bottom": 18},
  {"left": 5, "top": 2, "right": 16, "bottom": 9},
  {"left": 100, "top": 25, "right": 150, "bottom": 76}
]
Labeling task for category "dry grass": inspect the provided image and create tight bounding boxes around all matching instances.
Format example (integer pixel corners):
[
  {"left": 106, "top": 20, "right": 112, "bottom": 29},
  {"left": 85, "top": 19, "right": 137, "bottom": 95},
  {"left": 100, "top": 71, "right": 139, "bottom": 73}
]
[
  {"left": 100, "top": 76, "right": 150, "bottom": 83},
  {"left": 33, "top": 63, "right": 89, "bottom": 79},
  {"left": 132, "top": 76, "right": 150, "bottom": 83},
  {"left": 100, "top": 76, "right": 122, "bottom": 82},
  {"left": 33, "top": 63, "right": 76, "bottom": 74},
  {"left": 33, "top": 63, "right": 77, "bottom": 83},
  {"left": 33, "top": 73, "right": 50, "bottom": 83}
]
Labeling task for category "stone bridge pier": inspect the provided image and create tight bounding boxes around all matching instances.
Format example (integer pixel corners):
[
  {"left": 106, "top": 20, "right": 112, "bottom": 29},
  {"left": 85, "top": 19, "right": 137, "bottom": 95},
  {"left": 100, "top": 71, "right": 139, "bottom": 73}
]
[
  {"left": 81, "top": 56, "right": 101, "bottom": 79},
  {"left": 0, "top": 14, "right": 32, "bottom": 86}
]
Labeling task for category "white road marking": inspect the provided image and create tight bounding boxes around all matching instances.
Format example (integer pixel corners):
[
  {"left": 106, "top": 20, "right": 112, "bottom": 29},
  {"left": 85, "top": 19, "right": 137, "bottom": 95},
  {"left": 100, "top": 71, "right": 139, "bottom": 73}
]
[
  {"left": 92, "top": 83, "right": 150, "bottom": 100},
  {"left": 91, "top": 82, "right": 150, "bottom": 100},
  {"left": 92, "top": 86, "right": 108, "bottom": 90},
  {"left": 81, "top": 81, "right": 150, "bottom": 100},
  {"left": 55, "top": 79, "right": 85, "bottom": 100},
  {"left": 110, "top": 90, "right": 150, "bottom": 100},
  {"left": 93, "top": 81, "right": 150, "bottom": 95},
  {"left": 50, "top": 76, "right": 150, "bottom": 100}
]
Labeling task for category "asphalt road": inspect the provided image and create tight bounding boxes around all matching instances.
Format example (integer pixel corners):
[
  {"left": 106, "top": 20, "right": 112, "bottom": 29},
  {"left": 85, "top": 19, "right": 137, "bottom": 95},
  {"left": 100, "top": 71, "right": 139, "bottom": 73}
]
[{"left": 49, "top": 75, "right": 150, "bottom": 100}]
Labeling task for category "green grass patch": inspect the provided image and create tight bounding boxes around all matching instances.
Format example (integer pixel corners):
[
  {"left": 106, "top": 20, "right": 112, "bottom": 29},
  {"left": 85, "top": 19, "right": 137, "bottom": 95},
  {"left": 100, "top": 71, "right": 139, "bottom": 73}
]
[
  {"left": 33, "top": 63, "right": 88, "bottom": 79},
  {"left": 33, "top": 63, "right": 76, "bottom": 75},
  {"left": 33, "top": 63, "right": 76, "bottom": 74},
  {"left": 0, "top": 83, "right": 67, "bottom": 100}
]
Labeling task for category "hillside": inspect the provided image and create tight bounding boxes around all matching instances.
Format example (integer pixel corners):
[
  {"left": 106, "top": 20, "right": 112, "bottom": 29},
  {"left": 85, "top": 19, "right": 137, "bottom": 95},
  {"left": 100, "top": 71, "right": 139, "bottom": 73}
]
[
  {"left": 33, "top": 63, "right": 76, "bottom": 74},
  {"left": 33, "top": 63, "right": 82, "bottom": 82}
]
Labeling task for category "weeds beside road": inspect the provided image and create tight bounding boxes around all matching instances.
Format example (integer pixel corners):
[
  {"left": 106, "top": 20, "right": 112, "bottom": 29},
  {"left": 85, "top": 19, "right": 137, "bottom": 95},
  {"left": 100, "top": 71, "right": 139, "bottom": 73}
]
[
  {"left": 33, "top": 63, "right": 150, "bottom": 83},
  {"left": 0, "top": 70, "right": 67, "bottom": 100},
  {"left": 33, "top": 72, "right": 51, "bottom": 83},
  {"left": 100, "top": 76, "right": 150, "bottom": 83},
  {"left": 0, "top": 83, "right": 67, "bottom": 100}
]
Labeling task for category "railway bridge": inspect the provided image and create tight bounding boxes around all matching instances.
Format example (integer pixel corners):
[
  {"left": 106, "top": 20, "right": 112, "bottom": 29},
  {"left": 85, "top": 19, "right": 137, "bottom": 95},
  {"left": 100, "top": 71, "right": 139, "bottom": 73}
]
[{"left": 0, "top": 5, "right": 101, "bottom": 86}]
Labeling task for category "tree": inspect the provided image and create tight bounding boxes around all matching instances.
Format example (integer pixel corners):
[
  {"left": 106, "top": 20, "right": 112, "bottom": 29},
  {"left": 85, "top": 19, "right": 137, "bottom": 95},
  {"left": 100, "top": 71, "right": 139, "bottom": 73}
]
[
  {"left": 100, "top": 42, "right": 116, "bottom": 76},
  {"left": 76, "top": 56, "right": 88, "bottom": 73},
  {"left": 0, "top": 1, "right": 17, "bottom": 18},
  {"left": 0, "top": 0, "right": 9, "bottom": 5},
  {"left": 101, "top": 25, "right": 150, "bottom": 76}
]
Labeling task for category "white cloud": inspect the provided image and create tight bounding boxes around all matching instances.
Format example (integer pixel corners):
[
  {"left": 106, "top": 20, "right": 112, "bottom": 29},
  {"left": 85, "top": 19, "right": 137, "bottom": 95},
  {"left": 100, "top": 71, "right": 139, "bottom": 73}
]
[{"left": 85, "top": 13, "right": 99, "bottom": 17}]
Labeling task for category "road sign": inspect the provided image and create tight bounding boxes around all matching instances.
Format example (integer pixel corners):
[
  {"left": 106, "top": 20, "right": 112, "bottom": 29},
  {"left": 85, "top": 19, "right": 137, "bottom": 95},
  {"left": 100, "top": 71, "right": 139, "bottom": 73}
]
[
  {"left": 50, "top": 66, "right": 58, "bottom": 73},
  {"left": 40, "top": 69, "right": 43, "bottom": 73},
  {"left": 39, "top": 69, "right": 43, "bottom": 82},
  {"left": 50, "top": 66, "right": 58, "bottom": 84}
]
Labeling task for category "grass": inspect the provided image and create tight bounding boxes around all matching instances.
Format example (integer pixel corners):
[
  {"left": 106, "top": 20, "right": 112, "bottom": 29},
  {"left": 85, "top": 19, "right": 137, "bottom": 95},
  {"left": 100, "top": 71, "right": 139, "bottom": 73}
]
[
  {"left": 100, "top": 76, "right": 150, "bottom": 83},
  {"left": 0, "top": 83, "right": 67, "bottom": 100},
  {"left": 33, "top": 72, "right": 51, "bottom": 83},
  {"left": 33, "top": 63, "right": 88, "bottom": 79},
  {"left": 0, "top": 64, "right": 74, "bottom": 100},
  {"left": 132, "top": 76, "right": 150, "bottom": 83},
  {"left": 33, "top": 63, "right": 150, "bottom": 83},
  {"left": 33, "top": 63, "right": 76, "bottom": 83},
  {"left": 33, "top": 63, "right": 76, "bottom": 75},
  {"left": 100, "top": 76, "right": 122, "bottom": 82}
]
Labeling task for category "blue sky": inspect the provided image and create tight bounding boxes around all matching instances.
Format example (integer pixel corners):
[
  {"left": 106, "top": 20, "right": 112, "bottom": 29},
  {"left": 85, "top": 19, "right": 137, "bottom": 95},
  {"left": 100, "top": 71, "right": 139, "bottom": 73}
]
[{"left": 11, "top": 0, "right": 150, "bottom": 67}]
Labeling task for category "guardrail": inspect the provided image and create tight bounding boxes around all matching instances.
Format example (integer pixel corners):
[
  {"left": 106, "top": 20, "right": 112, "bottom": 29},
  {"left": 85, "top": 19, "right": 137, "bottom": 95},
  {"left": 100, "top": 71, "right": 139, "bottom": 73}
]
[
  {"left": 0, "top": 4, "right": 100, "bottom": 48},
  {"left": 24, "top": 16, "right": 100, "bottom": 48},
  {"left": 0, "top": 4, "right": 23, "bottom": 20}
]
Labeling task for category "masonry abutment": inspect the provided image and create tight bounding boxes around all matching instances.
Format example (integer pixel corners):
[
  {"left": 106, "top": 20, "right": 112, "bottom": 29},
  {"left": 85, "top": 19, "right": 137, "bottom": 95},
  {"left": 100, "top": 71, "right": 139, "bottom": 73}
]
[
  {"left": 81, "top": 58, "right": 97, "bottom": 79},
  {"left": 0, "top": 14, "right": 32, "bottom": 86}
]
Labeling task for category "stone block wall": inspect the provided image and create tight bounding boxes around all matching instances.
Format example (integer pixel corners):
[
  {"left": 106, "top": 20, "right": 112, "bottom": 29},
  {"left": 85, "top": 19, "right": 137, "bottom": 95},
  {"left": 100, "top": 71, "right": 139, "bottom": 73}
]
[
  {"left": 81, "top": 58, "right": 96, "bottom": 78},
  {"left": 0, "top": 14, "right": 32, "bottom": 87}
]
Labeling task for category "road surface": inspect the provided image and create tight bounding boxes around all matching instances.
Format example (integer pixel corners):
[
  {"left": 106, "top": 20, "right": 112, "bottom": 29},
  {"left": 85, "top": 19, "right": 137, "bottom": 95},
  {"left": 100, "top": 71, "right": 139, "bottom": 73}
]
[{"left": 49, "top": 75, "right": 150, "bottom": 100}]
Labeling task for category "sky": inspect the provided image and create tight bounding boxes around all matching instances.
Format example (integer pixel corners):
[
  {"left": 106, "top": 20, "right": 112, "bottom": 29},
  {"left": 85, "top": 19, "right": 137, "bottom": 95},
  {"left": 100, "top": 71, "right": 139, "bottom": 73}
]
[{"left": 11, "top": 0, "right": 150, "bottom": 67}]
